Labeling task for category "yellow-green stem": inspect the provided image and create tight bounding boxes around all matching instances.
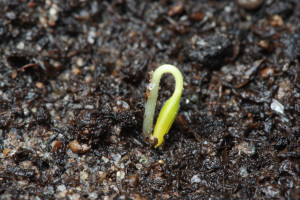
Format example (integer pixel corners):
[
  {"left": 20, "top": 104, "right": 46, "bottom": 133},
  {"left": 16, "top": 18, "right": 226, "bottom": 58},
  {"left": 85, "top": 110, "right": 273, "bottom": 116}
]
[{"left": 143, "top": 64, "right": 183, "bottom": 147}]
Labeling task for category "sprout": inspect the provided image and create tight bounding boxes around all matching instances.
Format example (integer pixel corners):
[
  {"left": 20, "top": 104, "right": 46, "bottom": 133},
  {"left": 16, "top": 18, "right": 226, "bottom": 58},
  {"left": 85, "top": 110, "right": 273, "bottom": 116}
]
[{"left": 143, "top": 64, "right": 183, "bottom": 147}]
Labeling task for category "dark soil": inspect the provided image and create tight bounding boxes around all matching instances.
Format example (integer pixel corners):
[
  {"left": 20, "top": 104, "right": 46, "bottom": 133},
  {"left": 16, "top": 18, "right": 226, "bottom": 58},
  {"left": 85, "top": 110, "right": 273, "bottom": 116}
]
[{"left": 0, "top": 0, "right": 299, "bottom": 199}]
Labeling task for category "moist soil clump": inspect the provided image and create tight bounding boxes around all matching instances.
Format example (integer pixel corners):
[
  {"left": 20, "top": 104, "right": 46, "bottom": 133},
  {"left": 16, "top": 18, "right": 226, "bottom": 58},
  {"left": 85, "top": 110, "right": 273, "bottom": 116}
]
[{"left": 0, "top": 0, "right": 299, "bottom": 199}]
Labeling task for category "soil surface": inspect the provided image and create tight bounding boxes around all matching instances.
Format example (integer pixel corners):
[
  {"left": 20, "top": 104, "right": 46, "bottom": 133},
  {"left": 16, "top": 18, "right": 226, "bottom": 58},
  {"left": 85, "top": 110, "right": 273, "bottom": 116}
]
[{"left": 0, "top": 0, "right": 299, "bottom": 199}]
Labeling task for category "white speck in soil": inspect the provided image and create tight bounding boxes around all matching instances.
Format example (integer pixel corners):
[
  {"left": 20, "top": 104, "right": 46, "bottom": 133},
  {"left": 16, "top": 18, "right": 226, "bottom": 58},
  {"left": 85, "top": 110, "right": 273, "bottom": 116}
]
[
  {"left": 271, "top": 99, "right": 285, "bottom": 115},
  {"left": 191, "top": 174, "right": 201, "bottom": 184}
]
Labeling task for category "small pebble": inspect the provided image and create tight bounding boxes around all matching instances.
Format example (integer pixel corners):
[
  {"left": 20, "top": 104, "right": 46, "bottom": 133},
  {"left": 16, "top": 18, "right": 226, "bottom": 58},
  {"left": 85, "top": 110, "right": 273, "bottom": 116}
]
[
  {"left": 73, "top": 67, "right": 81, "bottom": 75},
  {"left": 270, "top": 15, "right": 284, "bottom": 27},
  {"left": 35, "top": 82, "right": 45, "bottom": 89},
  {"left": 68, "top": 193, "right": 81, "bottom": 200},
  {"left": 258, "top": 40, "right": 269, "bottom": 50},
  {"left": 189, "top": 93, "right": 199, "bottom": 103},
  {"left": 18, "top": 180, "right": 29, "bottom": 186},
  {"left": 168, "top": 3, "right": 184, "bottom": 16},
  {"left": 136, "top": 164, "right": 143, "bottom": 170},
  {"left": 80, "top": 171, "right": 88, "bottom": 180},
  {"left": 190, "top": 12, "right": 204, "bottom": 21},
  {"left": 84, "top": 74, "right": 93, "bottom": 83},
  {"left": 102, "top": 156, "right": 109, "bottom": 163},
  {"left": 260, "top": 67, "right": 274, "bottom": 78},
  {"left": 6, "top": 11, "right": 16, "bottom": 20},
  {"left": 239, "top": 166, "right": 249, "bottom": 177},
  {"left": 3, "top": 148, "right": 11, "bottom": 157},
  {"left": 57, "top": 185, "right": 66, "bottom": 191},
  {"left": 49, "top": 5, "right": 59, "bottom": 26},
  {"left": 59, "top": 191, "right": 67, "bottom": 198},
  {"left": 17, "top": 42, "right": 25, "bottom": 50},
  {"left": 237, "top": 0, "right": 264, "bottom": 10},
  {"left": 116, "top": 171, "right": 125, "bottom": 181},
  {"left": 69, "top": 140, "right": 91, "bottom": 154},
  {"left": 116, "top": 100, "right": 130, "bottom": 110},
  {"left": 271, "top": 99, "right": 285, "bottom": 115},
  {"left": 76, "top": 57, "right": 84, "bottom": 67},
  {"left": 191, "top": 174, "right": 201, "bottom": 184},
  {"left": 112, "top": 153, "right": 121, "bottom": 165},
  {"left": 88, "top": 30, "right": 97, "bottom": 44}
]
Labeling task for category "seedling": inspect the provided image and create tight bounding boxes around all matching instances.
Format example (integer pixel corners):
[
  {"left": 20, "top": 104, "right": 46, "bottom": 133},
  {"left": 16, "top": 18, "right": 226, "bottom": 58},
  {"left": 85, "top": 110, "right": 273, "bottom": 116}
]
[{"left": 143, "top": 64, "right": 183, "bottom": 147}]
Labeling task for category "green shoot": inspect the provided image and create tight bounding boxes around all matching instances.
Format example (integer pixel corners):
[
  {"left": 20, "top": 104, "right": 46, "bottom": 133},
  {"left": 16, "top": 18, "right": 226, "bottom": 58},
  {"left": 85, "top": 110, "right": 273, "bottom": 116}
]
[{"left": 143, "top": 64, "right": 183, "bottom": 148}]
